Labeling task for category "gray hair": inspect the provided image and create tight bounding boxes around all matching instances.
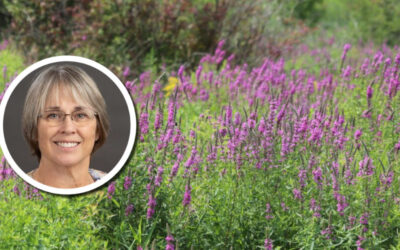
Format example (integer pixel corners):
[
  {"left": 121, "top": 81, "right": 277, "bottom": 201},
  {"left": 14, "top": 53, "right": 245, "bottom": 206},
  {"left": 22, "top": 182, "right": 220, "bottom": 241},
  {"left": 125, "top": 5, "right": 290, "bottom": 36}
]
[{"left": 22, "top": 64, "right": 110, "bottom": 160}]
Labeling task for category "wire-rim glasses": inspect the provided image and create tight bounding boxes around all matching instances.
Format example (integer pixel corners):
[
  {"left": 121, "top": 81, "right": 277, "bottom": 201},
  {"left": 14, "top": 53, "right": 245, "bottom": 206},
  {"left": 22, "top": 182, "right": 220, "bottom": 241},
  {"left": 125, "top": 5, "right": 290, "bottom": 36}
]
[{"left": 38, "top": 109, "right": 98, "bottom": 126}]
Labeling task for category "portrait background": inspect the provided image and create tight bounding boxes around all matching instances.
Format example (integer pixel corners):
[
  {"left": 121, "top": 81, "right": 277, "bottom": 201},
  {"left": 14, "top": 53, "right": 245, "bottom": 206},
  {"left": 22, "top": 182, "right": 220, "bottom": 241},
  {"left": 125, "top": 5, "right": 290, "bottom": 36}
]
[{"left": 3, "top": 62, "right": 132, "bottom": 173}]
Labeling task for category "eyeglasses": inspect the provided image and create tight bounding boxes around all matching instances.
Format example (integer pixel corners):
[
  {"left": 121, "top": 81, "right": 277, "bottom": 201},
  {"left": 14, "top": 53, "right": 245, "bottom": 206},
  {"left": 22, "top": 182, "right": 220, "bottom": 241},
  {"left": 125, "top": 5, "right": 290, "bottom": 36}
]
[{"left": 38, "top": 109, "right": 98, "bottom": 126}]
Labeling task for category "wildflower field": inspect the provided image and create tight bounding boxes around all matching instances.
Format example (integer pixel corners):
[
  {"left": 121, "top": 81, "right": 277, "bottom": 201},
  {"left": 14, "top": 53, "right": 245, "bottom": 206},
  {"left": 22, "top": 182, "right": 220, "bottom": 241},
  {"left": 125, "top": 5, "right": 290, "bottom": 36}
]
[{"left": 1, "top": 38, "right": 400, "bottom": 249}]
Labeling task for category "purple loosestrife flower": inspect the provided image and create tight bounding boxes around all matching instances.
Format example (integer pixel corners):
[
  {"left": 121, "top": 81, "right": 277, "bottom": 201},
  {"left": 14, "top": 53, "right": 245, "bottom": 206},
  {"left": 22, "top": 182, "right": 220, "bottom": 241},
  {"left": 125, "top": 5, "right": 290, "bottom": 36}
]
[
  {"left": 345, "top": 167, "right": 354, "bottom": 185},
  {"left": 166, "top": 234, "right": 175, "bottom": 250},
  {"left": 195, "top": 65, "right": 203, "bottom": 84},
  {"left": 356, "top": 235, "right": 365, "bottom": 250},
  {"left": 310, "top": 198, "right": 321, "bottom": 218},
  {"left": 281, "top": 202, "right": 289, "bottom": 211},
  {"left": 265, "top": 203, "right": 274, "bottom": 219},
  {"left": 13, "top": 184, "right": 20, "bottom": 195},
  {"left": 357, "top": 156, "right": 375, "bottom": 177},
  {"left": 341, "top": 43, "right": 351, "bottom": 62},
  {"left": 234, "top": 112, "right": 241, "bottom": 126},
  {"left": 199, "top": 89, "right": 209, "bottom": 101},
  {"left": 207, "top": 146, "right": 217, "bottom": 163},
  {"left": 154, "top": 111, "right": 162, "bottom": 132},
  {"left": 155, "top": 166, "right": 164, "bottom": 186},
  {"left": 385, "top": 57, "right": 392, "bottom": 67},
  {"left": 395, "top": 139, "right": 400, "bottom": 151},
  {"left": 348, "top": 216, "right": 356, "bottom": 226},
  {"left": 395, "top": 54, "right": 400, "bottom": 66},
  {"left": 258, "top": 117, "right": 266, "bottom": 133},
  {"left": 331, "top": 174, "right": 339, "bottom": 191},
  {"left": 190, "top": 129, "right": 196, "bottom": 138},
  {"left": 308, "top": 124, "right": 323, "bottom": 145},
  {"left": 247, "top": 113, "right": 257, "bottom": 129},
  {"left": 360, "top": 212, "right": 369, "bottom": 225},
  {"left": 123, "top": 66, "right": 130, "bottom": 78},
  {"left": 163, "top": 128, "right": 174, "bottom": 145},
  {"left": 170, "top": 160, "right": 180, "bottom": 180},
  {"left": 335, "top": 193, "right": 348, "bottom": 216},
  {"left": 178, "top": 65, "right": 185, "bottom": 82},
  {"left": 183, "top": 184, "right": 191, "bottom": 207},
  {"left": 207, "top": 71, "right": 214, "bottom": 85},
  {"left": 360, "top": 58, "right": 370, "bottom": 75},
  {"left": 354, "top": 129, "right": 362, "bottom": 141},
  {"left": 239, "top": 122, "right": 249, "bottom": 142},
  {"left": 264, "top": 238, "right": 273, "bottom": 250},
  {"left": 146, "top": 183, "right": 152, "bottom": 195},
  {"left": 298, "top": 169, "right": 307, "bottom": 188},
  {"left": 139, "top": 112, "right": 149, "bottom": 141},
  {"left": 172, "top": 128, "right": 182, "bottom": 144},
  {"left": 227, "top": 54, "right": 235, "bottom": 65},
  {"left": 225, "top": 105, "right": 232, "bottom": 125},
  {"left": 107, "top": 181, "right": 116, "bottom": 199},
  {"left": 380, "top": 171, "right": 394, "bottom": 189},
  {"left": 167, "top": 102, "right": 175, "bottom": 128},
  {"left": 312, "top": 167, "right": 323, "bottom": 187},
  {"left": 342, "top": 65, "right": 352, "bottom": 79},
  {"left": 147, "top": 195, "right": 157, "bottom": 219},
  {"left": 280, "top": 133, "right": 291, "bottom": 158},
  {"left": 184, "top": 147, "right": 197, "bottom": 174},
  {"left": 331, "top": 161, "right": 339, "bottom": 175},
  {"left": 293, "top": 188, "right": 302, "bottom": 200},
  {"left": 367, "top": 85, "right": 373, "bottom": 99},
  {"left": 124, "top": 176, "right": 133, "bottom": 190},
  {"left": 125, "top": 81, "right": 134, "bottom": 91},
  {"left": 321, "top": 226, "right": 332, "bottom": 239},
  {"left": 125, "top": 204, "right": 134, "bottom": 216}
]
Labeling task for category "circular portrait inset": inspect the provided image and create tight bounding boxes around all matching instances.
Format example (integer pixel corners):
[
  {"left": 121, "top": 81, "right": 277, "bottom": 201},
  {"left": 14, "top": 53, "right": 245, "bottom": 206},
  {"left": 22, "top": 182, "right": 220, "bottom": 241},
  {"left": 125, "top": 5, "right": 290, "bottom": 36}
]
[{"left": 0, "top": 56, "right": 137, "bottom": 195}]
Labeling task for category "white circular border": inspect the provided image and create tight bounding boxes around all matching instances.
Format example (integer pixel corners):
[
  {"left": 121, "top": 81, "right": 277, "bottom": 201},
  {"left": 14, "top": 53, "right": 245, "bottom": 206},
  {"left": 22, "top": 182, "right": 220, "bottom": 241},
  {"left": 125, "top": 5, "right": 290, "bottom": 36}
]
[{"left": 0, "top": 56, "right": 137, "bottom": 195}]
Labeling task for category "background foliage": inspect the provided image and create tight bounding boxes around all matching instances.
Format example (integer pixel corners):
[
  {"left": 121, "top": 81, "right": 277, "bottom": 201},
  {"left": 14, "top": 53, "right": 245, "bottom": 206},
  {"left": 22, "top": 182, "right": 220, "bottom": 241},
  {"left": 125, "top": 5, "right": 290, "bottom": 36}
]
[{"left": 5, "top": 0, "right": 400, "bottom": 74}]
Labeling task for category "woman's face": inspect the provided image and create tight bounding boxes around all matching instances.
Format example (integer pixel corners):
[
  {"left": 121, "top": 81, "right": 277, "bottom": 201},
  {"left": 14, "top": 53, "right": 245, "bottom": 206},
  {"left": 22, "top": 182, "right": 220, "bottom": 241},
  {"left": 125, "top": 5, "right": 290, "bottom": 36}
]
[{"left": 37, "top": 87, "right": 99, "bottom": 169}]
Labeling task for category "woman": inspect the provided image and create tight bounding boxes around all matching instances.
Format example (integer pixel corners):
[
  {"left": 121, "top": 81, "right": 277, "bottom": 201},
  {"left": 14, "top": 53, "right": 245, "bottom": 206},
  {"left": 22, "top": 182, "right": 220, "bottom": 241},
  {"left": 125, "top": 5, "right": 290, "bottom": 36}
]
[{"left": 22, "top": 64, "right": 110, "bottom": 188}]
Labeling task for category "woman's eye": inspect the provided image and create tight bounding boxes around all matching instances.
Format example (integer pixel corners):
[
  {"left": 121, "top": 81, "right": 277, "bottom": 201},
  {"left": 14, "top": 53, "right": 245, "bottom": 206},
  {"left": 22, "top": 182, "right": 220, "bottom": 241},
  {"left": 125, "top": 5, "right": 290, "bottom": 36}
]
[
  {"left": 74, "top": 112, "right": 89, "bottom": 120},
  {"left": 46, "top": 113, "right": 60, "bottom": 120}
]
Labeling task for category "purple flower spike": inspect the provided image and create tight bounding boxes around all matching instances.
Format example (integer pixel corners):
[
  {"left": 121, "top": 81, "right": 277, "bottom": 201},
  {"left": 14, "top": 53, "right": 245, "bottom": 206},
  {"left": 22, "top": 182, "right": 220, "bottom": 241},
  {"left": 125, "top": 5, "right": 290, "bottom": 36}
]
[
  {"left": 343, "top": 43, "right": 351, "bottom": 53},
  {"left": 354, "top": 129, "right": 362, "bottom": 141},
  {"left": 125, "top": 204, "right": 134, "bottom": 216},
  {"left": 124, "top": 176, "right": 133, "bottom": 190},
  {"left": 147, "top": 195, "right": 157, "bottom": 219},
  {"left": 178, "top": 65, "right": 185, "bottom": 81},
  {"left": 166, "top": 234, "right": 175, "bottom": 250},
  {"left": 264, "top": 238, "right": 273, "bottom": 250},
  {"left": 13, "top": 184, "right": 20, "bottom": 195},
  {"left": 123, "top": 66, "right": 130, "bottom": 78},
  {"left": 183, "top": 184, "right": 191, "bottom": 207},
  {"left": 367, "top": 86, "right": 373, "bottom": 99},
  {"left": 107, "top": 181, "right": 116, "bottom": 199}
]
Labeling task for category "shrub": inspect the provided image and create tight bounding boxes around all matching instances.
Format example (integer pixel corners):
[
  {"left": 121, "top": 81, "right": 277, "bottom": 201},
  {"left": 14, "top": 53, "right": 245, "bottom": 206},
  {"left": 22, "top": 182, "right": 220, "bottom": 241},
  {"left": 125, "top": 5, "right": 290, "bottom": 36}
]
[{"left": 3, "top": 0, "right": 310, "bottom": 75}]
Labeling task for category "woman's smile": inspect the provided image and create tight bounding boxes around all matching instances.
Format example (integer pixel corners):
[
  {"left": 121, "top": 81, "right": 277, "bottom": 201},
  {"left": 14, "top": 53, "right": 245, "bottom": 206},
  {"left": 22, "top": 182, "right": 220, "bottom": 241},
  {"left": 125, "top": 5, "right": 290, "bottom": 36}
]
[{"left": 54, "top": 141, "right": 81, "bottom": 150}]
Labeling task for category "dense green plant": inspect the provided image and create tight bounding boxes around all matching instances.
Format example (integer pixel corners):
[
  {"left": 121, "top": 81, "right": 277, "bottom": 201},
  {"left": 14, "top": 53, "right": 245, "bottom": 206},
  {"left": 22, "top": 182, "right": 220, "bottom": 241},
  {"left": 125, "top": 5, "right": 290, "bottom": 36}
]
[
  {"left": 0, "top": 179, "right": 108, "bottom": 249},
  {"left": 3, "top": 0, "right": 311, "bottom": 75},
  {"left": 318, "top": 0, "right": 400, "bottom": 46}
]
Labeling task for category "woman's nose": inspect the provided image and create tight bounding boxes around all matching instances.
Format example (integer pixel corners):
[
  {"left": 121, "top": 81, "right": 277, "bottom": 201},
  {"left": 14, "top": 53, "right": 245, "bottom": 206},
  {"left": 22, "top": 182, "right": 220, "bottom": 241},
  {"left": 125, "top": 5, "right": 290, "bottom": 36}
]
[{"left": 60, "top": 115, "right": 76, "bottom": 133}]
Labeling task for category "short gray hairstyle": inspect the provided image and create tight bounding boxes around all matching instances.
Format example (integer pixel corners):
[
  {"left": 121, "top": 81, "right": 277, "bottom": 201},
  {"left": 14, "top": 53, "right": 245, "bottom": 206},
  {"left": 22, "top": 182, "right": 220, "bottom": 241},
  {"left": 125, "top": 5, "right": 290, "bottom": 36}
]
[{"left": 22, "top": 64, "right": 110, "bottom": 160}]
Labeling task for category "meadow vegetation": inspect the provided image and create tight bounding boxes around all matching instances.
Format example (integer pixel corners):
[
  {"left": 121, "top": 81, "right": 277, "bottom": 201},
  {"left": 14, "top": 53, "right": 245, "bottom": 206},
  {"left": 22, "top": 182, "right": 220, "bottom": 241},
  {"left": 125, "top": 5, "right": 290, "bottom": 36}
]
[{"left": 1, "top": 0, "right": 400, "bottom": 249}]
